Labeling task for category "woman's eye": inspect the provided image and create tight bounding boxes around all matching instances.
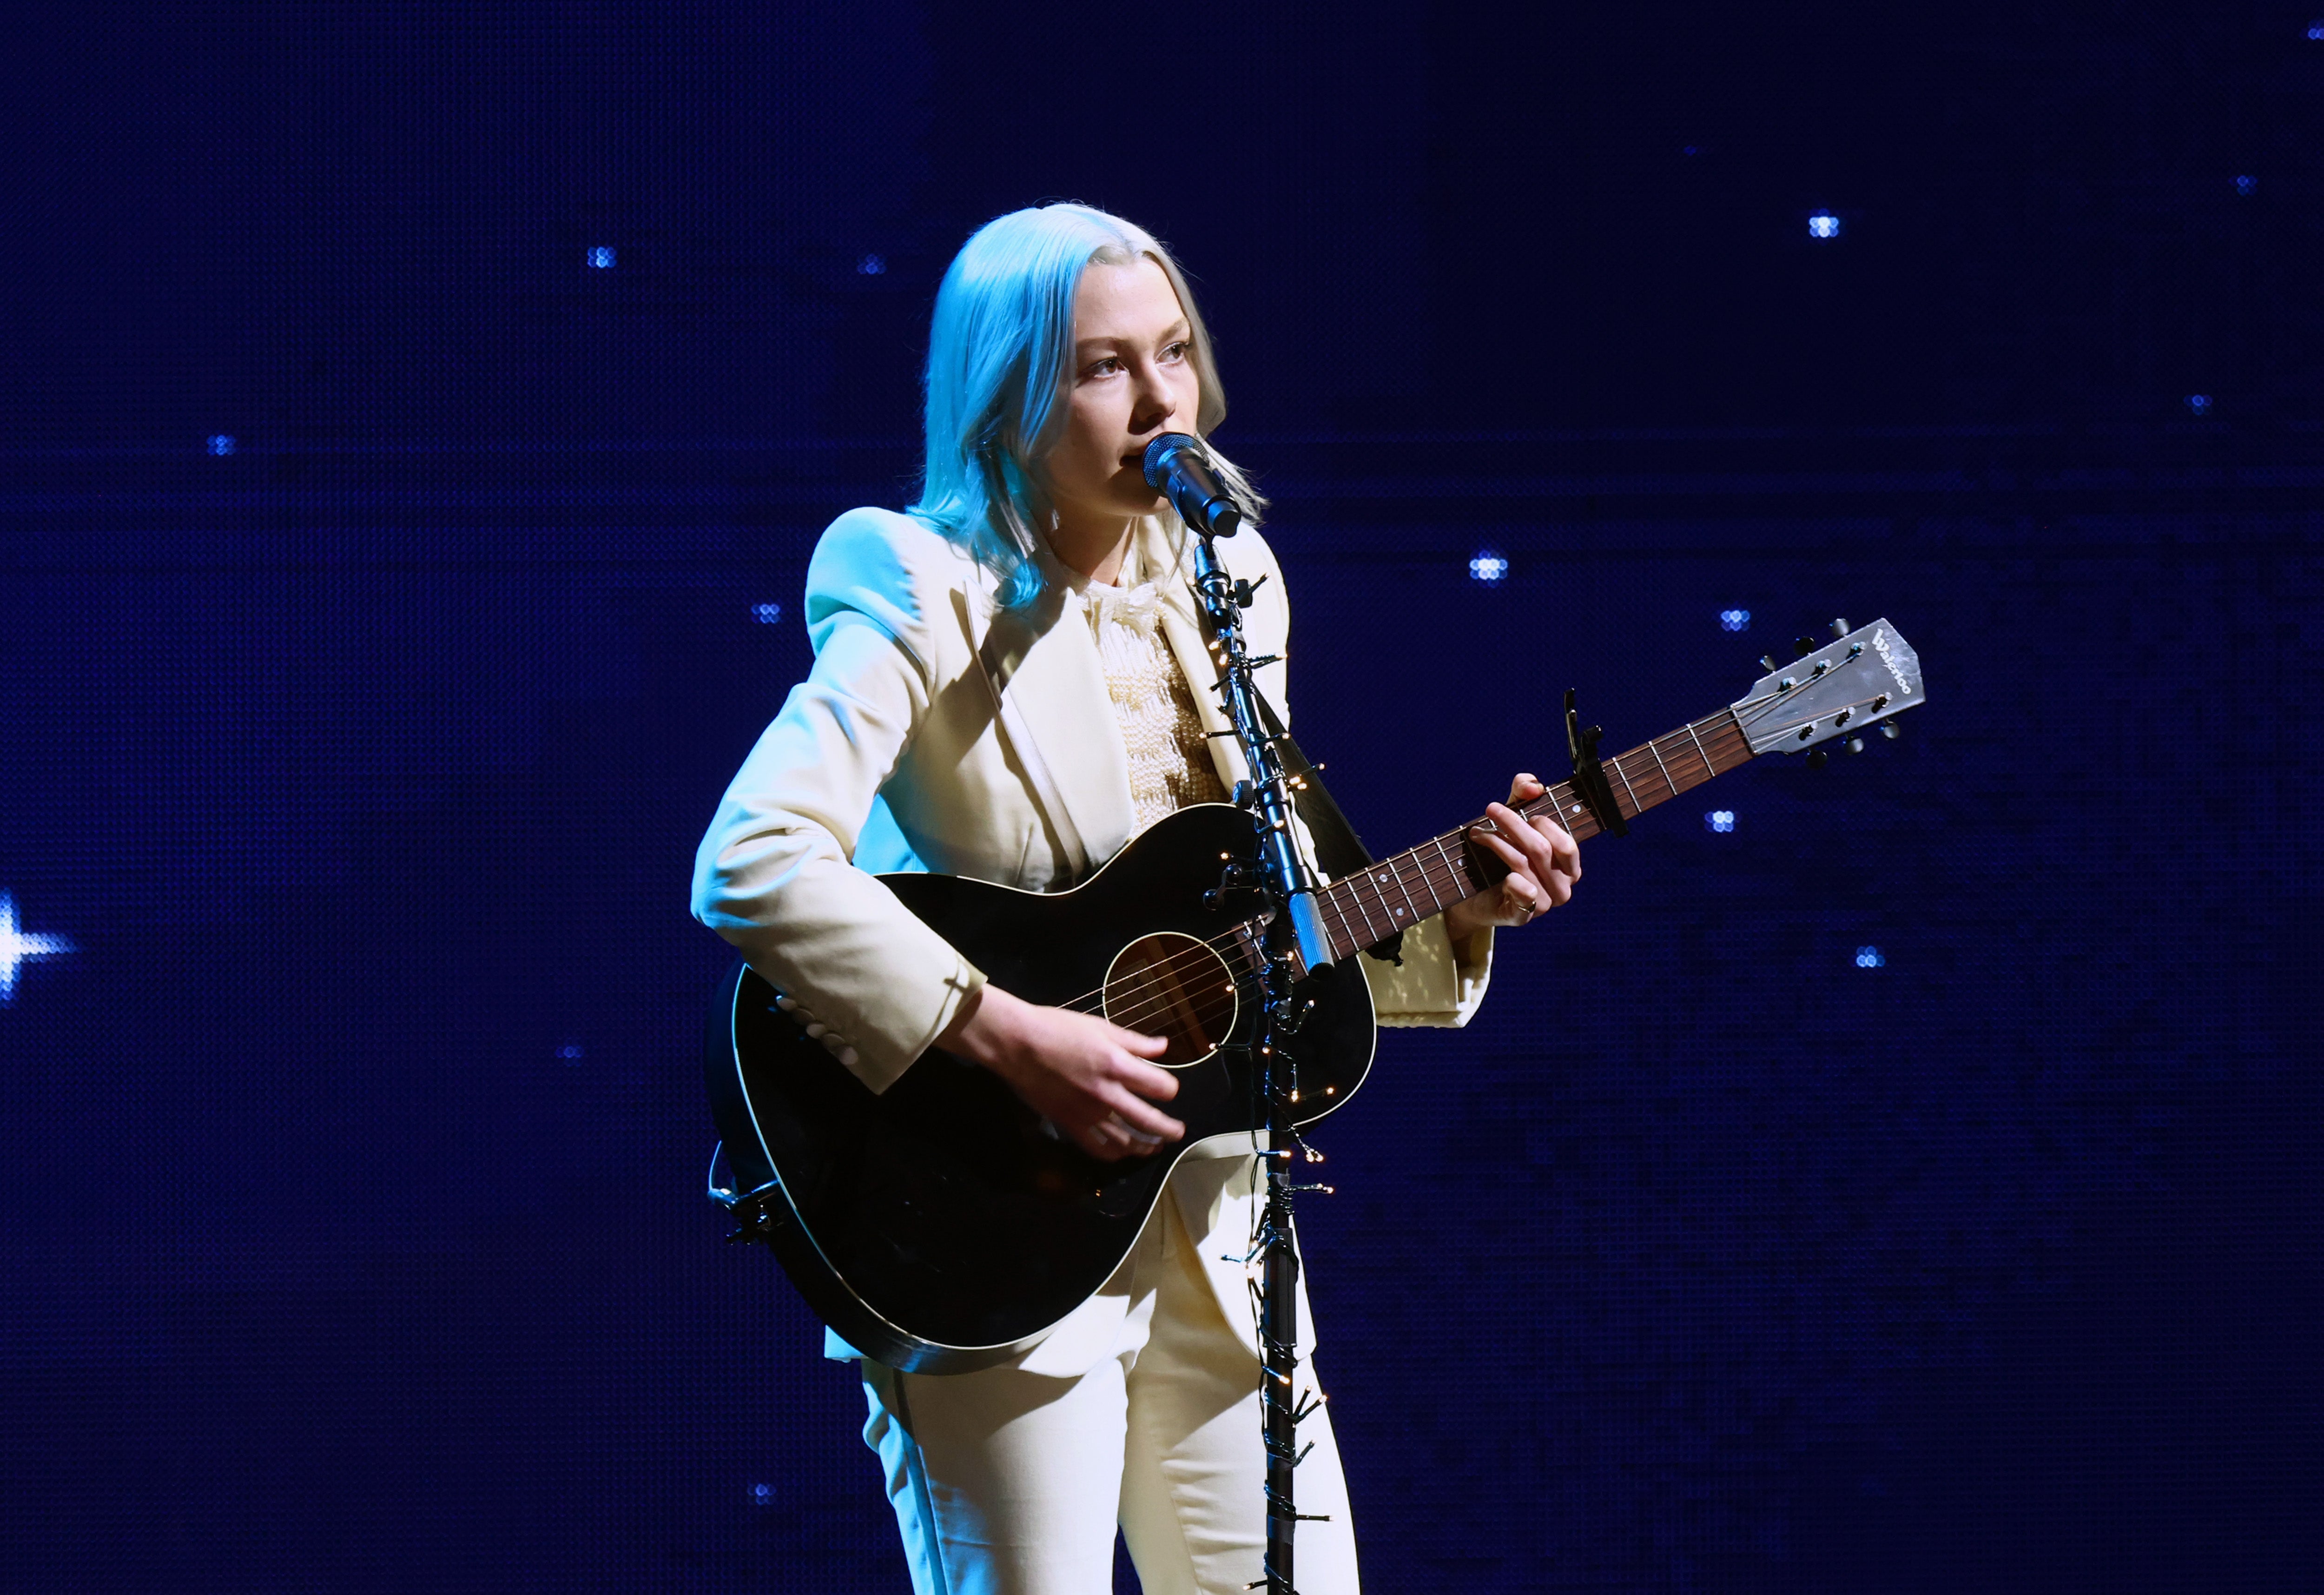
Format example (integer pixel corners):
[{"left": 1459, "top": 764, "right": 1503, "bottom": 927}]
[
  {"left": 1161, "top": 341, "right": 1189, "bottom": 361},
  {"left": 1084, "top": 357, "right": 1122, "bottom": 378}
]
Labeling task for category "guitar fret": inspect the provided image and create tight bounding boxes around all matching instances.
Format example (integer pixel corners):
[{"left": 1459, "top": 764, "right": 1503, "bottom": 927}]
[
  {"left": 1384, "top": 856, "right": 1423, "bottom": 926},
  {"left": 1683, "top": 721, "right": 1713, "bottom": 781},
  {"left": 1409, "top": 861, "right": 1442, "bottom": 913},
  {"left": 1712, "top": 714, "right": 1747, "bottom": 773},
  {"left": 1362, "top": 874, "right": 1395, "bottom": 945},
  {"left": 1342, "top": 875, "right": 1386, "bottom": 949},
  {"left": 1609, "top": 755, "right": 1641, "bottom": 817},
  {"left": 1320, "top": 882, "right": 1362, "bottom": 960},
  {"left": 1397, "top": 841, "right": 1434, "bottom": 919},
  {"left": 1340, "top": 880, "right": 1373, "bottom": 957},
  {"left": 1644, "top": 735, "right": 1676, "bottom": 798},
  {"left": 1434, "top": 833, "right": 1469, "bottom": 909},
  {"left": 1381, "top": 860, "right": 1412, "bottom": 920},
  {"left": 1413, "top": 849, "right": 1449, "bottom": 915}
]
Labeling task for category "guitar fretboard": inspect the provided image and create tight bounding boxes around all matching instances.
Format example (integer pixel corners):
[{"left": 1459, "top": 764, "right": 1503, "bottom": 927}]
[{"left": 1309, "top": 707, "right": 1754, "bottom": 961}]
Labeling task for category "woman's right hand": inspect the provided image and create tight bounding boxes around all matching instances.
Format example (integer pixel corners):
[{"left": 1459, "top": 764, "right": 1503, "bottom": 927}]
[{"left": 937, "top": 984, "right": 1183, "bottom": 1161}]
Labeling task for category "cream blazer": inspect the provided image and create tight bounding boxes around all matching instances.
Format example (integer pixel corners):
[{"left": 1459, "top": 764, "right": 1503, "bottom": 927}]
[{"left": 692, "top": 507, "right": 1492, "bottom": 1374}]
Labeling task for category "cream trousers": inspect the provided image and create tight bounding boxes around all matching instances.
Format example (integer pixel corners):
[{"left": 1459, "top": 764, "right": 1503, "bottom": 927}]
[{"left": 858, "top": 1197, "right": 1361, "bottom": 1595}]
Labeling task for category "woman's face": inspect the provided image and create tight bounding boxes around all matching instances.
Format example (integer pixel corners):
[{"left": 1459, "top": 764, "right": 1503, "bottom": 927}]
[{"left": 1044, "top": 257, "right": 1201, "bottom": 541}]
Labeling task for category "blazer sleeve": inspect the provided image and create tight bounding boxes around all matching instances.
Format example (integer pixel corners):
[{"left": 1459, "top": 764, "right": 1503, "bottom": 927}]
[
  {"left": 1360, "top": 920, "right": 1493, "bottom": 1028},
  {"left": 689, "top": 509, "right": 985, "bottom": 1093}
]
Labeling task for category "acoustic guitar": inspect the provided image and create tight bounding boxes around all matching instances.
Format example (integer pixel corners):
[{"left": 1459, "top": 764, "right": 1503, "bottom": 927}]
[{"left": 708, "top": 619, "right": 1925, "bottom": 1371}]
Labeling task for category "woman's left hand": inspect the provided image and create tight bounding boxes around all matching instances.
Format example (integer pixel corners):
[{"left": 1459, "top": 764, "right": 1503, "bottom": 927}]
[{"left": 1442, "top": 774, "right": 1581, "bottom": 943}]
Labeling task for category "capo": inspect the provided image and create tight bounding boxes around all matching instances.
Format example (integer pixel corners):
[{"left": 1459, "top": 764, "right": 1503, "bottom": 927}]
[{"left": 1564, "top": 688, "right": 1629, "bottom": 837}]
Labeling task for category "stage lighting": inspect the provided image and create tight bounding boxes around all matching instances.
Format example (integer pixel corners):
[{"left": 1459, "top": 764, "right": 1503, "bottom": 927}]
[
  {"left": 1468, "top": 551, "right": 1508, "bottom": 582},
  {"left": 752, "top": 602, "right": 783, "bottom": 624},
  {"left": 208, "top": 434, "right": 235, "bottom": 456},
  {"left": 858, "top": 253, "right": 886, "bottom": 275},
  {"left": 1855, "top": 946, "right": 1885, "bottom": 968},
  {"left": 587, "top": 246, "right": 615, "bottom": 269},
  {"left": 0, "top": 893, "right": 72, "bottom": 1003},
  {"left": 2187, "top": 394, "right": 2213, "bottom": 415},
  {"left": 1808, "top": 212, "right": 1841, "bottom": 239},
  {"left": 1719, "top": 608, "right": 1751, "bottom": 631},
  {"left": 2235, "top": 174, "right": 2257, "bottom": 195},
  {"left": 1705, "top": 810, "right": 1736, "bottom": 833}
]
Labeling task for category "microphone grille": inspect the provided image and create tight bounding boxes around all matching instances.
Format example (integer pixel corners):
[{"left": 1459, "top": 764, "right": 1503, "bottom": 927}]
[{"left": 1141, "top": 432, "right": 1203, "bottom": 491}]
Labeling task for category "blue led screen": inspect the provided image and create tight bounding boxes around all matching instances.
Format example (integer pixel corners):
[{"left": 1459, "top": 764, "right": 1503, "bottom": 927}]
[{"left": 3, "top": 6, "right": 2317, "bottom": 1590}]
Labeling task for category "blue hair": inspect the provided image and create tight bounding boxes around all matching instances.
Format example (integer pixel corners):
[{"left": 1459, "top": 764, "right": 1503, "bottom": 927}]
[{"left": 909, "top": 203, "right": 1261, "bottom": 607}]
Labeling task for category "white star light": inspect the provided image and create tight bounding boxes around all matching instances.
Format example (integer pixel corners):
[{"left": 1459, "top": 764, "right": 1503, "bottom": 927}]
[{"left": 0, "top": 893, "right": 73, "bottom": 1002}]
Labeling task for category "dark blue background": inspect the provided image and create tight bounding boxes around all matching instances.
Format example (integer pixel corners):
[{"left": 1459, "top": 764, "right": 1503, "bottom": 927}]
[{"left": 3, "top": 5, "right": 2316, "bottom": 1590}]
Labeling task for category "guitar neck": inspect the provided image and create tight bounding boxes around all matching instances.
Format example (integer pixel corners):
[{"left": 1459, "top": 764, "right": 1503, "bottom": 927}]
[{"left": 1309, "top": 707, "right": 1754, "bottom": 961}]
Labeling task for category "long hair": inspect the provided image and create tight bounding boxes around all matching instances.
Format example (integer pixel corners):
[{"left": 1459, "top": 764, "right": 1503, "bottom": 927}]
[{"left": 909, "top": 203, "right": 1265, "bottom": 607}]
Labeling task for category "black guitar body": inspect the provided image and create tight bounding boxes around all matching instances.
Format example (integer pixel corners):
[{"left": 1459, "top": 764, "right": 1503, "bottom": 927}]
[{"left": 705, "top": 802, "right": 1377, "bottom": 1373}]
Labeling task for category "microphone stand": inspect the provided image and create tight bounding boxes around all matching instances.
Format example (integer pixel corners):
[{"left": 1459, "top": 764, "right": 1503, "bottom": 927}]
[{"left": 1187, "top": 529, "right": 1335, "bottom": 1595}]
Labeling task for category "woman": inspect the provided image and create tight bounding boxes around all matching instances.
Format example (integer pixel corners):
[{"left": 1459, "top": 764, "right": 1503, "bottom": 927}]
[{"left": 692, "top": 203, "right": 1579, "bottom": 1595}]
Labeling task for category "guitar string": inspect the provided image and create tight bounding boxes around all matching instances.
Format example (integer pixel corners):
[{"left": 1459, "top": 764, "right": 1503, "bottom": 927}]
[
  {"left": 1045, "top": 791, "right": 1556, "bottom": 1032},
  {"left": 1028, "top": 717, "right": 1755, "bottom": 1033},
  {"left": 1077, "top": 817, "right": 1504, "bottom": 1033},
  {"left": 1060, "top": 743, "right": 1746, "bottom": 1034}
]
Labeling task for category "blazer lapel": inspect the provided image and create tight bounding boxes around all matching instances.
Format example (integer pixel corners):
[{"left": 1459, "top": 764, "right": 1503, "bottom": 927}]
[
  {"left": 1147, "top": 516, "right": 1278, "bottom": 794},
  {"left": 960, "top": 581, "right": 1136, "bottom": 880}
]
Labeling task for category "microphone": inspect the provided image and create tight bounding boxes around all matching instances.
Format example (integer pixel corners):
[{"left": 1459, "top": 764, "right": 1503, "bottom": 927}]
[{"left": 1142, "top": 433, "right": 1242, "bottom": 539}]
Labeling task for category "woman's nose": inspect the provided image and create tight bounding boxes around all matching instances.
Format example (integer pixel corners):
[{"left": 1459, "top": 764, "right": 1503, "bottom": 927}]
[{"left": 1129, "top": 361, "right": 1178, "bottom": 429}]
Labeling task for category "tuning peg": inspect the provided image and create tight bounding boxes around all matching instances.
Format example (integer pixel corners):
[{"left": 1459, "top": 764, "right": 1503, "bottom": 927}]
[
  {"left": 1806, "top": 748, "right": 1829, "bottom": 768},
  {"left": 1793, "top": 636, "right": 1817, "bottom": 659},
  {"left": 1880, "top": 718, "right": 1901, "bottom": 740},
  {"left": 1829, "top": 617, "right": 1850, "bottom": 639},
  {"left": 1758, "top": 654, "right": 1779, "bottom": 673},
  {"left": 1847, "top": 736, "right": 1865, "bottom": 754}
]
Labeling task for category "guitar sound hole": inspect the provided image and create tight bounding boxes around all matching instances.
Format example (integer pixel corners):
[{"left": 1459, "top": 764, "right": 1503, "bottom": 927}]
[{"left": 1103, "top": 933, "right": 1240, "bottom": 1068}]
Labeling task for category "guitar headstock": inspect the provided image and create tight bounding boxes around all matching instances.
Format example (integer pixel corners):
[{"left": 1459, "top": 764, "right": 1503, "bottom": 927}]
[{"left": 1731, "top": 618, "right": 1925, "bottom": 755}]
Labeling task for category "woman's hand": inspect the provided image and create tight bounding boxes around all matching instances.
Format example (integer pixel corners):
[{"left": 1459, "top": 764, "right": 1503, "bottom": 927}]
[
  {"left": 1441, "top": 773, "right": 1582, "bottom": 944},
  {"left": 937, "top": 984, "right": 1183, "bottom": 1161}
]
